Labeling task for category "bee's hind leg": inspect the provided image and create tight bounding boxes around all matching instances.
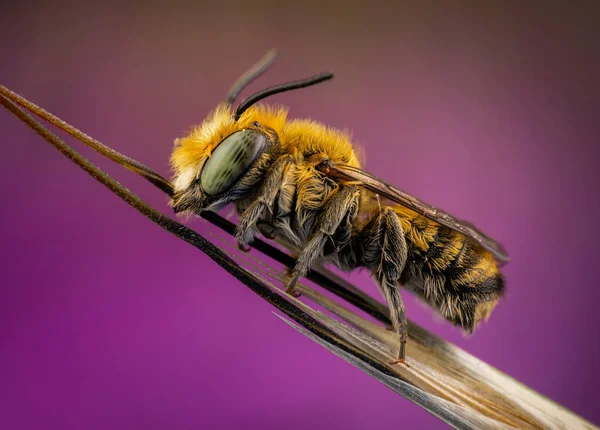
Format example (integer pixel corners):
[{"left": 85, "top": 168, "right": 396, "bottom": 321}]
[
  {"left": 285, "top": 185, "right": 360, "bottom": 297},
  {"left": 380, "top": 277, "right": 408, "bottom": 366},
  {"left": 362, "top": 208, "right": 409, "bottom": 365},
  {"left": 235, "top": 155, "right": 292, "bottom": 250}
]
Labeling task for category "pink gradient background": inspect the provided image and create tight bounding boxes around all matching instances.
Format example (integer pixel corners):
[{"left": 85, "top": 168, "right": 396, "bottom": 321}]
[{"left": 1, "top": 1, "right": 599, "bottom": 429}]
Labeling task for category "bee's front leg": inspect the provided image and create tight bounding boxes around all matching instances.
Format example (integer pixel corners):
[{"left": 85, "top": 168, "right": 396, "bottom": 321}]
[
  {"left": 285, "top": 185, "right": 360, "bottom": 297},
  {"left": 235, "top": 155, "right": 292, "bottom": 250}
]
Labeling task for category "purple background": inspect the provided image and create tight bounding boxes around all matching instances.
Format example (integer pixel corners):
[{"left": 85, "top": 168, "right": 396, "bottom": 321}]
[{"left": 1, "top": 1, "right": 599, "bottom": 429}]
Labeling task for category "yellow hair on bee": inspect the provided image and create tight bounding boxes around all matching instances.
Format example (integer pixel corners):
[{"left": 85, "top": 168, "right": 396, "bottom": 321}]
[
  {"left": 170, "top": 102, "right": 361, "bottom": 192},
  {"left": 474, "top": 298, "right": 499, "bottom": 324},
  {"left": 428, "top": 232, "right": 465, "bottom": 272},
  {"left": 294, "top": 165, "right": 328, "bottom": 211},
  {"left": 281, "top": 120, "right": 361, "bottom": 167},
  {"left": 456, "top": 251, "right": 498, "bottom": 286},
  {"left": 170, "top": 103, "right": 288, "bottom": 174},
  {"left": 390, "top": 204, "right": 502, "bottom": 293},
  {"left": 392, "top": 205, "right": 439, "bottom": 252}
]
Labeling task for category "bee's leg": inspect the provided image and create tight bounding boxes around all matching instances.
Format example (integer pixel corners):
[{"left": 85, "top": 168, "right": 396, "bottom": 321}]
[
  {"left": 285, "top": 185, "right": 360, "bottom": 296},
  {"left": 376, "top": 274, "right": 409, "bottom": 365},
  {"left": 235, "top": 155, "right": 292, "bottom": 249},
  {"left": 363, "top": 208, "right": 409, "bottom": 364}
]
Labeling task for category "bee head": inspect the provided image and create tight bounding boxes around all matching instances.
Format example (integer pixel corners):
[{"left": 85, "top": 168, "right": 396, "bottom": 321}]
[
  {"left": 169, "top": 50, "right": 333, "bottom": 217},
  {"left": 171, "top": 122, "right": 273, "bottom": 214}
]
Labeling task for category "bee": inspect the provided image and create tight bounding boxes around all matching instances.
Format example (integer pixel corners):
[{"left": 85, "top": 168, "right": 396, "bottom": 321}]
[{"left": 169, "top": 50, "right": 510, "bottom": 364}]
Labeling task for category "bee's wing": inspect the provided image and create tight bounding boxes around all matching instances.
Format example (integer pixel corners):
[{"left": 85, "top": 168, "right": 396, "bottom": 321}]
[{"left": 323, "top": 163, "right": 510, "bottom": 265}]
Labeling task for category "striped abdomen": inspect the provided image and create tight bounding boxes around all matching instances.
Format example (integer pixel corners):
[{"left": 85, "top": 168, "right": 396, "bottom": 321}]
[{"left": 393, "top": 205, "right": 505, "bottom": 332}]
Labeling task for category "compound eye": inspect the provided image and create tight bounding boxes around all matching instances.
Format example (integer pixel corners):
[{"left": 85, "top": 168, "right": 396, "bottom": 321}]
[{"left": 200, "top": 130, "right": 266, "bottom": 196}]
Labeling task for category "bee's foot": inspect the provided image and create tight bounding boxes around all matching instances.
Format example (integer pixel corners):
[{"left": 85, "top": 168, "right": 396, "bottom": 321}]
[
  {"left": 285, "top": 286, "right": 302, "bottom": 298},
  {"left": 390, "top": 358, "right": 409, "bottom": 367},
  {"left": 385, "top": 324, "right": 395, "bottom": 331},
  {"left": 237, "top": 242, "right": 252, "bottom": 252}
]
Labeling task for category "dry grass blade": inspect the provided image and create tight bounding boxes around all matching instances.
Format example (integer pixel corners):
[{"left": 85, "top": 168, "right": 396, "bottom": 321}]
[
  {"left": 220, "top": 237, "right": 597, "bottom": 430},
  {"left": 1, "top": 86, "right": 597, "bottom": 430}
]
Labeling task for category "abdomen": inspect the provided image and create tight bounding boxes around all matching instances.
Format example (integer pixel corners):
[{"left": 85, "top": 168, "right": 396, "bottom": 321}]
[{"left": 392, "top": 205, "right": 505, "bottom": 332}]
